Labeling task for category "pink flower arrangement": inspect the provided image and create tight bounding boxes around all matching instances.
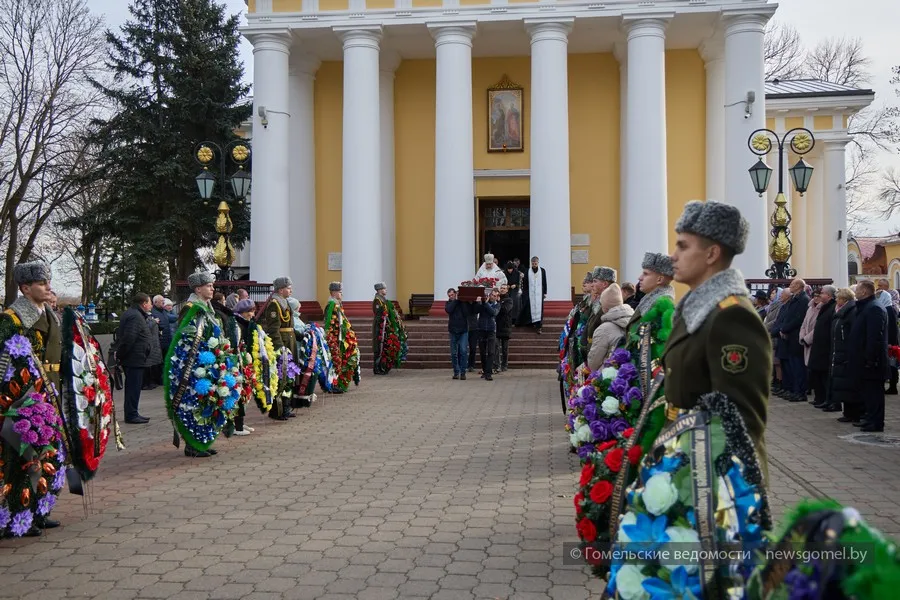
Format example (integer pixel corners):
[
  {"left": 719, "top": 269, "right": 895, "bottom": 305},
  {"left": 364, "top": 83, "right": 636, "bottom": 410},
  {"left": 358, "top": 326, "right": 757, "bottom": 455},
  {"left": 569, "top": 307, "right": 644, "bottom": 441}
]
[{"left": 8, "top": 393, "right": 61, "bottom": 448}]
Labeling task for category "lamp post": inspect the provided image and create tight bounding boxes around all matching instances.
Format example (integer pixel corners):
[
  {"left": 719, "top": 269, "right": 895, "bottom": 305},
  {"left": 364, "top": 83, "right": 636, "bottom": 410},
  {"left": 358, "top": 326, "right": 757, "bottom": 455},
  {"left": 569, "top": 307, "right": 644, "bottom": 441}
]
[
  {"left": 747, "top": 128, "right": 815, "bottom": 279},
  {"left": 194, "top": 141, "right": 252, "bottom": 281}
]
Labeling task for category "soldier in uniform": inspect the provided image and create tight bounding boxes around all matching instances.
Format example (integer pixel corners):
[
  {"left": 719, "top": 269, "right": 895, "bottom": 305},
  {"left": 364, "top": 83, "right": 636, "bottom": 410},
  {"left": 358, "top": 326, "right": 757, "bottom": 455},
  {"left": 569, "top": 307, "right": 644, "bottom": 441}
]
[
  {"left": 626, "top": 252, "right": 676, "bottom": 334},
  {"left": 582, "top": 266, "right": 616, "bottom": 351},
  {"left": 372, "top": 282, "right": 406, "bottom": 375},
  {"left": 663, "top": 200, "right": 771, "bottom": 482},
  {"left": 1, "top": 261, "right": 63, "bottom": 534},
  {"left": 260, "top": 277, "right": 297, "bottom": 419}
]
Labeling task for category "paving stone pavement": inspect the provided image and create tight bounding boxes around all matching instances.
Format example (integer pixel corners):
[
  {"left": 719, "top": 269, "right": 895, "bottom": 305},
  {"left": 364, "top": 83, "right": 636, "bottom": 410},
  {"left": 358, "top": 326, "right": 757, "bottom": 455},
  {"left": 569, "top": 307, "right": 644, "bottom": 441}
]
[{"left": 2, "top": 370, "right": 900, "bottom": 599}]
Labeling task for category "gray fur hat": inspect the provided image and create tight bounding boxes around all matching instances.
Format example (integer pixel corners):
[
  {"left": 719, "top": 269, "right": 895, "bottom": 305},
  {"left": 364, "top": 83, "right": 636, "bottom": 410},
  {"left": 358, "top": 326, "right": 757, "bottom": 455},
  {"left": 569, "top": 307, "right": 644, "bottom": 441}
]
[
  {"left": 591, "top": 266, "right": 617, "bottom": 283},
  {"left": 233, "top": 299, "right": 255, "bottom": 314},
  {"left": 675, "top": 200, "right": 749, "bottom": 255},
  {"left": 13, "top": 261, "right": 51, "bottom": 285},
  {"left": 187, "top": 271, "right": 215, "bottom": 289},
  {"left": 641, "top": 252, "right": 674, "bottom": 278},
  {"left": 329, "top": 281, "right": 342, "bottom": 293},
  {"left": 582, "top": 271, "right": 594, "bottom": 284},
  {"left": 273, "top": 276, "right": 292, "bottom": 291},
  {"left": 374, "top": 282, "right": 386, "bottom": 291}
]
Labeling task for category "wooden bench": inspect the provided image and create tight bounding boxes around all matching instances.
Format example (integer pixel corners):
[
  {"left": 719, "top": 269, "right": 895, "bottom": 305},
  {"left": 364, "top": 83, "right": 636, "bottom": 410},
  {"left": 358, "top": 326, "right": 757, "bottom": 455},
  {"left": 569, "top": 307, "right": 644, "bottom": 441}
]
[{"left": 408, "top": 294, "right": 434, "bottom": 320}]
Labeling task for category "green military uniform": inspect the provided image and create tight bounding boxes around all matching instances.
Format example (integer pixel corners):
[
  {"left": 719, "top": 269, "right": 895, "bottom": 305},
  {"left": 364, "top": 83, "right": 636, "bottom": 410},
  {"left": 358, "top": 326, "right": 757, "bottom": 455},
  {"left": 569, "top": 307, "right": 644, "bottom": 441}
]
[
  {"left": 260, "top": 295, "right": 296, "bottom": 353},
  {"left": 661, "top": 269, "right": 771, "bottom": 483}
]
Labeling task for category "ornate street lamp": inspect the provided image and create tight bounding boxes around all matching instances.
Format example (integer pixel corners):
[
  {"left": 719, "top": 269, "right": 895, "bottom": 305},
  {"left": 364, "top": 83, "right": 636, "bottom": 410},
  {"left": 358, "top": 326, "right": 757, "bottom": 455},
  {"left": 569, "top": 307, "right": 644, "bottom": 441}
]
[
  {"left": 194, "top": 140, "right": 252, "bottom": 281},
  {"left": 747, "top": 128, "right": 815, "bottom": 279}
]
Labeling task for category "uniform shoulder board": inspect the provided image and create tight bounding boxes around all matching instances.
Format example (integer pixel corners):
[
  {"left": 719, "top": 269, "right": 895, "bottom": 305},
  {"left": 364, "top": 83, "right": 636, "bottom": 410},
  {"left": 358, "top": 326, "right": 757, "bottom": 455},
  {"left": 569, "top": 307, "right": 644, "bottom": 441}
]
[{"left": 718, "top": 295, "right": 740, "bottom": 310}]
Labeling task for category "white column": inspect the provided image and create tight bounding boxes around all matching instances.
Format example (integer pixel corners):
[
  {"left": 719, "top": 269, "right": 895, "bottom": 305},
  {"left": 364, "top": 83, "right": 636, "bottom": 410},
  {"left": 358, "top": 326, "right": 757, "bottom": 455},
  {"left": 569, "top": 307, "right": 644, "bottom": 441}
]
[
  {"left": 614, "top": 43, "right": 628, "bottom": 274},
  {"left": 429, "top": 23, "right": 476, "bottom": 298},
  {"left": 621, "top": 15, "right": 671, "bottom": 282},
  {"left": 335, "top": 27, "right": 383, "bottom": 302},
  {"left": 823, "top": 139, "right": 850, "bottom": 288},
  {"left": 248, "top": 31, "right": 291, "bottom": 284},
  {"left": 700, "top": 37, "right": 725, "bottom": 202},
  {"left": 805, "top": 154, "right": 825, "bottom": 277},
  {"left": 526, "top": 18, "right": 573, "bottom": 301},
  {"left": 723, "top": 8, "right": 773, "bottom": 277},
  {"left": 380, "top": 51, "right": 400, "bottom": 298},
  {"left": 288, "top": 53, "right": 320, "bottom": 299}
]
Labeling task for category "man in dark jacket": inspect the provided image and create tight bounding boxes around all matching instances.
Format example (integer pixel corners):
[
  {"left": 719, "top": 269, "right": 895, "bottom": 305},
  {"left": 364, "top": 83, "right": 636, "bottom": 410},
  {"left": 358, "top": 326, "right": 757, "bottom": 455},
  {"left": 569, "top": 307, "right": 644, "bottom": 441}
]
[
  {"left": 151, "top": 295, "right": 173, "bottom": 360},
  {"left": 476, "top": 290, "right": 500, "bottom": 381},
  {"left": 494, "top": 284, "right": 514, "bottom": 372},
  {"left": 831, "top": 292, "right": 858, "bottom": 419},
  {"left": 466, "top": 296, "right": 479, "bottom": 374},
  {"left": 849, "top": 280, "right": 888, "bottom": 432},
  {"left": 808, "top": 285, "right": 837, "bottom": 409},
  {"left": 772, "top": 278, "right": 810, "bottom": 402},
  {"left": 445, "top": 288, "right": 471, "bottom": 380},
  {"left": 504, "top": 262, "right": 521, "bottom": 324},
  {"left": 116, "top": 293, "right": 153, "bottom": 424}
]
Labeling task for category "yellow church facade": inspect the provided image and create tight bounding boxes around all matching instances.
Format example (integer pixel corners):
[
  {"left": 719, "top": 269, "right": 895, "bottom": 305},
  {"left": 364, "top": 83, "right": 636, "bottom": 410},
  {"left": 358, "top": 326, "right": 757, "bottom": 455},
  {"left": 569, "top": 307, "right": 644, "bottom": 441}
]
[{"left": 238, "top": 0, "right": 868, "bottom": 313}]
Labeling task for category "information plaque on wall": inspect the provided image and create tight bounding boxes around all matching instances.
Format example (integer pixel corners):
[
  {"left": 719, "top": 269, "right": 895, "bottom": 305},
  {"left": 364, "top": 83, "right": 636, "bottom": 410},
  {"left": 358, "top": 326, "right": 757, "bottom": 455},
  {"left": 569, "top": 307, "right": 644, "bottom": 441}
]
[
  {"left": 571, "top": 233, "right": 590, "bottom": 247},
  {"left": 327, "top": 252, "right": 342, "bottom": 271},
  {"left": 571, "top": 250, "right": 589, "bottom": 264}
]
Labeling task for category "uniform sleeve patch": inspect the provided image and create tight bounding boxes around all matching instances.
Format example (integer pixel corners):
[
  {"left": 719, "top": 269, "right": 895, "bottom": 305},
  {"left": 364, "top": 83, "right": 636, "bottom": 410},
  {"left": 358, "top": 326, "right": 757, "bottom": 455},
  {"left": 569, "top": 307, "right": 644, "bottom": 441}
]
[
  {"left": 721, "top": 344, "right": 748, "bottom": 374},
  {"left": 718, "top": 295, "right": 740, "bottom": 310},
  {"left": 270, "top": 311, "right": 277, "bottom": 318}
]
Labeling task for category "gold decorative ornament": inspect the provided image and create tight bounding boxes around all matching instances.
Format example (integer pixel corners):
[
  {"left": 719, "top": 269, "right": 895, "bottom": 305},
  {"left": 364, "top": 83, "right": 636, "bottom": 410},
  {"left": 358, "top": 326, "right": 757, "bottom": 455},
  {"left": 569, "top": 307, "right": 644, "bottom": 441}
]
[
  {"left": 770, "top": 230, "right": 791, "bottom": 263},
  {"left": 197, "top": 146, "right": 214, "bottom": 164},
  {"left": 231, "top": 144, "right": 250, "bottom": 163},
  {"left": 215, "top": 201, "right": 233, "bottom": 234},
  {"left": 790, "top": 132, "right": 812, "bottom": 153},
  {"left": 751, "top": 133, "right": 771, "bottom": 153},
  {"left": 489, "top": 74, "right": 522, "bottom": 90},
  {"left": 771, "top": 193, "right": 790, "bottom": 227}
]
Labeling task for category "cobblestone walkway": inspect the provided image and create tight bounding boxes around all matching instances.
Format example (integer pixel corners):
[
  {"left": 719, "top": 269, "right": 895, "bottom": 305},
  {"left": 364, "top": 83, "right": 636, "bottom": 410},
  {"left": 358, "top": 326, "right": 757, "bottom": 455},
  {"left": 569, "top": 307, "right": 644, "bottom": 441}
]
[{"left": 2, "top": 370, "right": 900, "bottom": 599}]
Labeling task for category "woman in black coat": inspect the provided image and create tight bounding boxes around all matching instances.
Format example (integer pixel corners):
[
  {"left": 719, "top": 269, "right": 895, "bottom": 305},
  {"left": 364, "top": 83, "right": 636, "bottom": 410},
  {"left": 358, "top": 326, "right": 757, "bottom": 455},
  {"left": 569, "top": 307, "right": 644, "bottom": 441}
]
[
  {"left": 829, "top": 295, "right": 857, "bottom": 418},
  {"left": 877, "top": 291, "right": 900, "bottom": 394},
  {"left": 807, "top": 290, "right": 837, "bottom": 409}
]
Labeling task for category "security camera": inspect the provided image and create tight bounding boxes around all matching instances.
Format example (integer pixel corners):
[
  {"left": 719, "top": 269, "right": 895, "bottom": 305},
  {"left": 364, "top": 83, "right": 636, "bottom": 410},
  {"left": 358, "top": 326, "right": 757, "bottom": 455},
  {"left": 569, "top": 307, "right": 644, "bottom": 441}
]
[
  {"left": 744, "top": 112, "right": 750, "bottom": 119},
  {"left": 258, "top": 105, "right": 269, "bottom": 128}
]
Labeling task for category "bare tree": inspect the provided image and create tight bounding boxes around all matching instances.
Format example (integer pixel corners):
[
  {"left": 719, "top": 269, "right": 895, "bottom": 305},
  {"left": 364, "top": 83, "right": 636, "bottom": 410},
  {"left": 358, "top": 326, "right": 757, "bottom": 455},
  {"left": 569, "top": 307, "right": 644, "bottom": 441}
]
[
  {"left": 804, "top": 37, "right": 871, "bottom": 88},
  {"left": 765, "top": 22, "right": 805, "bottom": 81},
  {"left": 0, "top": 0, "right": 105, "bottom": 304}
]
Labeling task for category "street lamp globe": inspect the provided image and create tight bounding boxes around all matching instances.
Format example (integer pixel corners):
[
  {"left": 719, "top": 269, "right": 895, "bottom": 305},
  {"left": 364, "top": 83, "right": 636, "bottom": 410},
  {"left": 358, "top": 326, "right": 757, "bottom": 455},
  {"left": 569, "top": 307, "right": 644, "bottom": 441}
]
[
  {"left": 196, "top": 170, "right": 216, "bottom": 200},
  {"left": 230, "top": 168, "right": 252, "bottom": 200},
  {"left": 748, "top": 159, "right": 773, "bottom": 197},
  {"left": 789, "top": 157, "right": 814, "bottom": 195}
]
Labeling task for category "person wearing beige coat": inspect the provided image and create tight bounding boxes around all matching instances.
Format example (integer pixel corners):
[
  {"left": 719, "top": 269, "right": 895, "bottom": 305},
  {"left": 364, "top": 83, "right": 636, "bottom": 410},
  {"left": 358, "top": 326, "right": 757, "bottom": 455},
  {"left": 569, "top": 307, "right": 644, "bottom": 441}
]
[{"left": 586, "top": 283, "right": 634, "bottom": 371}]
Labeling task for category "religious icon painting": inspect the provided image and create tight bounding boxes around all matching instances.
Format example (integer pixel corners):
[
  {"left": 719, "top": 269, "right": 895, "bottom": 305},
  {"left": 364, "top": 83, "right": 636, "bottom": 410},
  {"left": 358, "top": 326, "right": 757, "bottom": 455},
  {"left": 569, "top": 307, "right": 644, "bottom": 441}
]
[{"left": 487, "top": 74, "right": 524, "bottom": 153}]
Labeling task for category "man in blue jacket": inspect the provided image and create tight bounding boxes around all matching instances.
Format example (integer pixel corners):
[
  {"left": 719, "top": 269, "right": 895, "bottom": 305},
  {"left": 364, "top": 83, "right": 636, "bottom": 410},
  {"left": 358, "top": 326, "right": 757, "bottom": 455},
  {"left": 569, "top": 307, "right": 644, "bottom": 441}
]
[
  {"left": 772, "top": 278, "right": 810, "bottom": 402},
  {"left": 445, "top": 288, "right": 471, "bottom": 380},
  {"left": 476, "top": 289, "right": 500, "bottom": 381}
]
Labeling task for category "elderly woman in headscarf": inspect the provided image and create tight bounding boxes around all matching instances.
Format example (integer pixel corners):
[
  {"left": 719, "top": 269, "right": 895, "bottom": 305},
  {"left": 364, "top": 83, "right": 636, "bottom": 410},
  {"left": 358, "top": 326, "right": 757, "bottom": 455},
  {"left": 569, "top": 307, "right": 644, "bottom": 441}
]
[
  {"left": 799, "top": 288, "right": 823, "bottom": 368},
  {"left": 764, "top": 287, "right": 788, "bottom": 392},
  {"left": 876, "top": 289, "right": 900, "bottom": 394}
]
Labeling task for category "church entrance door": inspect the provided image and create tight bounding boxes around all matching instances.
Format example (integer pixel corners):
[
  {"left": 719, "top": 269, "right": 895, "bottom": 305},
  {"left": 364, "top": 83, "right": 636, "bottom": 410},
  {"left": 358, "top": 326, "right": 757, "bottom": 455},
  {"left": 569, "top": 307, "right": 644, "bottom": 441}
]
[{"left": 478, "top": 198, "right": 530, "bottom": 269}]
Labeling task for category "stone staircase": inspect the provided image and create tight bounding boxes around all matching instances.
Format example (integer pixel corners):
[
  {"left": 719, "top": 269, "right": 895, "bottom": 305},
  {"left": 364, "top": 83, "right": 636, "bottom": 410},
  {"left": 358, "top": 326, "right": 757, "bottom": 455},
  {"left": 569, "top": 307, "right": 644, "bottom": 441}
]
[{"left": 345, "top": 316, "right": 568, "bottom": 370}]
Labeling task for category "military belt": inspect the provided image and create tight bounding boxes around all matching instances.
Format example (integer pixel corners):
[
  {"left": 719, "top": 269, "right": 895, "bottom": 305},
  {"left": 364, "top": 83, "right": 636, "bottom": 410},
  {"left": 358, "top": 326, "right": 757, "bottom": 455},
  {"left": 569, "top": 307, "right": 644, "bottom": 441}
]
[
  {"left": 42, "top": 362, "right": 60, "bottom": 372},
  {"left": 279, "top": 328, "right": 293, "bottom": 332}
]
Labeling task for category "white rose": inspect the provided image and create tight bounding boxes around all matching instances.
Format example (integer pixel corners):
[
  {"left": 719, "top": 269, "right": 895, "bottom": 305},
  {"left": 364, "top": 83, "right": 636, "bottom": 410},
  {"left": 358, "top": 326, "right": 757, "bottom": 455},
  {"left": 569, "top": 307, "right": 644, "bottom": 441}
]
[
  {"left": 616, "top": 564, "right": 650, "bottom": 600},
  {"left": 601, "top": 397, "right": 620, "bottom": 416},
  {"left": 643, "top": 472, "right": 679, "bottom": 516},
  {"left": 217, "top": 385, "right": 230, "bottom": 397},
  {"left": 663, "top": 526, "right": 701, "bottom": 574},
  {"left": 575, "top": 424, "right": 594, "bottom": 444},
  {"left": 83, "top": 373, "right": 96, "bottom": 387},
  {"left": 617, "top": 512, "right": 638, "bottom": 543},
  {"left": 570, "top": 433, "right": 579, "bottom": 448},
  {"left": 194, "top": 367, "right": 207, "bottom": 379},
  {"left": 207, "top": 337, "right": 219, "bottom": 348},
  {"left": 601, "top": 367, "right": 618, "bottom": 381}
]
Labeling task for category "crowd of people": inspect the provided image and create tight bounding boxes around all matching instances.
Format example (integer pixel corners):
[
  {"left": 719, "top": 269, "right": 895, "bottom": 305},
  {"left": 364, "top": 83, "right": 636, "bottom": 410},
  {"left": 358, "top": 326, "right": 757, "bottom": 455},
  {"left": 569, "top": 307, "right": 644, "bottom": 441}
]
[
  {"left": 446, "top": 254, "right": 548, "bottom": 380},
  {"left": 753, "top": 277, "right": 898, "bottom": 433},
  {"left": 0, "top": 265, "right": 409, "bottom": 536}
]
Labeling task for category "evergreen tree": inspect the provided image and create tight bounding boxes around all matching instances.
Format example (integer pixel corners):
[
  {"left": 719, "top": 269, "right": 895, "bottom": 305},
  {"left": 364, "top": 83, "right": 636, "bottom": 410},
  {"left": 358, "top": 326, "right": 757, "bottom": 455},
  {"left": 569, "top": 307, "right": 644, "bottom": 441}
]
[{"left": 90, "top": 0, "right": 251, "bottom": 286}]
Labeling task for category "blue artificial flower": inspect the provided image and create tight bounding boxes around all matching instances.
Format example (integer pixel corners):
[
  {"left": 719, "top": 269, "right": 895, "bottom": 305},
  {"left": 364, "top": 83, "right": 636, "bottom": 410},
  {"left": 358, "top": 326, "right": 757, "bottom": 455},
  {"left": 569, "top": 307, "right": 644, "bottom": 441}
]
[
  {"left": 642, "top": 566, "right": 702, "bottom": 600},
  {"left": 609, "top": 348, "right": 632, "bottom": 366},
  {"left": 198, "top": 351, "right": 216, "bottom": 366},
  {"left": 727, "top": 463, "right": 765, "bottom": 542},
  {"left": 223, "top": 396, "right": 237, "bottom": 411},
  {"left": 784, "top": 562, "right": 822, "bottom": 600},
  {"left": 201, "top": 403, "right": 215, "bottom": 418},
  {"left": 225, "top": 357, "right": 233, "bottom": 370},
  {"left": 646, "top": 456, "right": 684, "bottom": 479},
  {"left": 583, "top": 402, "right": 598, "bottom": 422},
  {"left": 212, "top": 324, "right": 221, "bottom": 337},
  {"left": 686, "top": 510, "right": 696, "bottom": 528},
  {"left": 194, "top": 379, "right": 212, "bottom": 396},
  {"left": 618, "top": 362, "right": 638, "bottom": 381},
  {"left": 5, "top": 334, "right": 32, "bottom": 359},
  {"left": 223, "top": 374, "right": 236, "bottom": 388},
  {"left": 621, "top": 513, "right": 670, "bottom": 552}
]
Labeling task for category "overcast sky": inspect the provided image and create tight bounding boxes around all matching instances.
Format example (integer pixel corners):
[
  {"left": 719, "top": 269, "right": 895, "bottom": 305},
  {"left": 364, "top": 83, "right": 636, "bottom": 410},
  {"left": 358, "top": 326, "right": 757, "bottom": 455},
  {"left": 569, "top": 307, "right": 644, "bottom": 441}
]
[{"left": 85, "top": 0, "right": 899, "bottom": 234}]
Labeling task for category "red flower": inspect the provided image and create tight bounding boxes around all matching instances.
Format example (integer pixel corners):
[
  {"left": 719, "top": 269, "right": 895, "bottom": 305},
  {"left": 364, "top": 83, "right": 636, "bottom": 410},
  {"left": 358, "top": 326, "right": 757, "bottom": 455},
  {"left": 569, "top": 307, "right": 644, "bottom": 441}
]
[
  {"left": 576, "top": 517, "right": 597, "bottom": 542},
  {"left": 589, "top": 480, "right": 613, "bottom": 504},
  {"left": 597, "top": 440, "right": 617, "bottom": 453},
  {"left": 574, "top": 491, "right": 584, "bottom": 514},
  {"left": 579, "top": 462, "right": 595, "bottom": 487},
  {"left": 623, "top": 427, "right": 634, "bottom": 438},
  {"left": 604, "top": 448, "right": 624, "bottom": 473},
  {"left": 83, "top": 385, "right": 96, "bottom": 402},
  {"left": 628, "top": 445, "right": 643, "bottom": 466},
  {"left": 586, "top": 545, "right": 604, "bottom": 566}
]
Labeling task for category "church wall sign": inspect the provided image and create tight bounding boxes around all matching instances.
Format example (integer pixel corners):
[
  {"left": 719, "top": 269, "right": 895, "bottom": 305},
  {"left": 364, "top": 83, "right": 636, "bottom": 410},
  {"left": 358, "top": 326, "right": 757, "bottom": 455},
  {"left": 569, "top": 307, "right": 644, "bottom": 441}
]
[{"left": 487, "top": 74, "right": 524, "bottom": 153}]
